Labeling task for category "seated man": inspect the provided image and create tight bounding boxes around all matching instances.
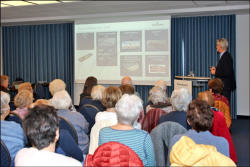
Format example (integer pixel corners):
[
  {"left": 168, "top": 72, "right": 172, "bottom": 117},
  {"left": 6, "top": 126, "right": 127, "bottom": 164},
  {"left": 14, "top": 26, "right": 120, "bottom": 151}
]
[{"left": 15, "top": 105, "right": 82, "bottom": 166}]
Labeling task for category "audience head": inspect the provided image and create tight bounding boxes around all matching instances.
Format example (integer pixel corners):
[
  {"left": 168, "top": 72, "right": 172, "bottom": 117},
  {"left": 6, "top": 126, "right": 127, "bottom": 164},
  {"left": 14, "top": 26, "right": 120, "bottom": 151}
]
[
  {"left": 23, "top": 105, "right": 59, "bottom": 150},
  {"left": 197, "top": 91, "right": 215, "bottom": 107},
  {"left": 0, "top": 75, "right": 9, "bottom": 88},
  {"left": 18, "top": 82, "right": 33, "bottom": 93},
  {"left": 119, "top": 84, "right": 135, "bottom": 95},
  {"left": 29, "top": 99, "right": 52, "bottom": 108},
  {"left": 14, "top": 90, "right": 33, "bottom": 109},
  {"left": 1, "top": 91, "right": 10, "bottom": 120},
  {"left": 187, "top": 99, "right": 214, "bottom": 132},
  {"left": 102, "top": 86, "right": 122, "bottom": 109},
  {"left": 49, "top": 79, "right": 66, "bottom": 96},
  {"left": 83, "top": 76, "right": 97, "bottom": 96},
  {"left": 171, "top": 88, "right": 192, "bottom": 111},
  {"left": 208, "top": 78, "right": 224, "bottom": 94},
  {"left": 216, "top": 38, "right": 228, "bottom": 52},
  {"left": 148, "top": 86, "right": 168, "bottom": 104},
  {"left": 154, "top": 80, "right": 167, "bottom": 93},
  {"left": 91, "top": 85, "right": 105, "bottom": 101},
  {"left": 115, "top": 94, "right": 143, "bottom": 126},
  {"left": 51, "top": 90, "right": 72, "bottom": 110},
  {"left": 121, "top": 76, "right": 133, "bottom": 86}
]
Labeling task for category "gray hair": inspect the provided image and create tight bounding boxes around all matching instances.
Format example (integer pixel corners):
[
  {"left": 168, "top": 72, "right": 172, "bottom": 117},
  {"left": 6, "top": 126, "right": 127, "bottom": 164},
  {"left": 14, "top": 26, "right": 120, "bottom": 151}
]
[
  {"left": 115, "top": 94, "right": 143, "bottom": 125},
  {"left": 1, "top": 91, "right": 10, "bottom": 115},
  {"left": 91, "top": 85, "right": 105, "bottom": 100},
  {"left": 154, "top": 80, "right": 167, "bottom": 92},
  {"left": 51, "top": 90, "right": 72, "bottom": 110},
  {"left": 49, "top": 79, "right": 66, "bottom": 96},
  {"left": 171, "top": 88, "right": 192, "bottom": 111},
  {"left": 148, "top": 86, "right": 168, "bottom": 104},
  {"left": 217, "top": 38, "right": 228, "bottom": 50}
]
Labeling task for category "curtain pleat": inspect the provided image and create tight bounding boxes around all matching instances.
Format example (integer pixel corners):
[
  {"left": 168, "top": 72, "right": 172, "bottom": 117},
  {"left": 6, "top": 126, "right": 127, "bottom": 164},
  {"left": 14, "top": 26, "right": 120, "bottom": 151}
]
[{"left": 2, "top": 23, "right": 74, "bottom": 98}]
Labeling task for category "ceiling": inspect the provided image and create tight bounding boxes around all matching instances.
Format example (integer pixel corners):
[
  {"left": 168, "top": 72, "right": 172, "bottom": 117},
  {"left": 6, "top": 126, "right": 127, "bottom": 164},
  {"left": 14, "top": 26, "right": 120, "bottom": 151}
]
[{"left": 1, "top": 1, "right": 249, "bottom": 26}]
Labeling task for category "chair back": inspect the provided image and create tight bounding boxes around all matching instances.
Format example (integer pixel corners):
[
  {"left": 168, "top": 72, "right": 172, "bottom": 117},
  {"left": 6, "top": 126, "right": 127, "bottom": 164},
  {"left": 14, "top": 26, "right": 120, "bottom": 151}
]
[
  {"left": 142, "top": 108, "right": 167, "bottom": 133},
  {"left": 1, "top": 139, "right": 11, "bottom": 167},
  {"left": 79, "top": 104, "right": 100, "bottom": 134},
  {"left": 84, "top": 141, "right": 143, "bottom": 167},
  {"left": 150, "top": 121, "right": 187, "bottom": 166},
  {"left": 58, "top": 116, "right": 78, "bottom": 144}
]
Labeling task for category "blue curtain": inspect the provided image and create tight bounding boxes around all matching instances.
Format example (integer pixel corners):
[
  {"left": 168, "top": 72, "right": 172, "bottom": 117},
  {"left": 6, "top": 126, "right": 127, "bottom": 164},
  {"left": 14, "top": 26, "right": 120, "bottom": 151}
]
[
  {"left": 2, "top": 23, "right": 74, "bottom": 97},
  {"left": 136, "top": 15, "right": 237, "bottom": 119}
]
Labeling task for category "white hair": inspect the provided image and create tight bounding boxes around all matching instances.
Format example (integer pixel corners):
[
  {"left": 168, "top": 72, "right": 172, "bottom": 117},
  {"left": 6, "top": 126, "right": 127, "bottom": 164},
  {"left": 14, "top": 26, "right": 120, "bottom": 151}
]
[
  {"left": 1, "top": 91, "right": 10, "bottom": 115},
  {"left": 154, "top": 80, "right": 167, "bottom": 92},
  {"left": 217, "top": 38, "right": 228, "bottom": 50},
  {"left": 51, "top": 90, "right": 72, "bottom": 110},
  {"left": 91, "top": 85, "right": 105, "bottom": 100},
  {"left": 115, "top": 94, "right": 143, "bottom": 125},
  {"left": 49, "top": 79, "right": 66, "bottom": 96},
  {"left": 148, "top": 86, "right": 168, "bottom": 104},
  {"left": 171, "top": 88, "right": 192, "bottom": 111}
]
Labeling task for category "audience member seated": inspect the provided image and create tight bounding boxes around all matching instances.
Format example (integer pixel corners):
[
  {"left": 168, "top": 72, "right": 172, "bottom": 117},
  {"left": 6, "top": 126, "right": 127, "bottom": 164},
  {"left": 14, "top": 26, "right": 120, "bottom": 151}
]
[
  {"left": 14, "top": 105, "right": 82, "bottom": 166},
  {"left": 88, "top": 86, "right": 122, "bottom": 154},
  {"left": 11, "top": 90, "right": 33, "bottom": 120},
  {"left": 197, "top": 91, "right": 237, "bottom": 163},
  {"left": 146, "top": 86, "right": 171, "bottom": 114},
  {"left": 208, "top": 78, "right": 232, "bottom": 128},
  {"left": 169, "top": 136, "right": 236, "bottom": 166},
  {"left": 121, "top": 76, "right": 141, "bottom": 98},
  {"left": 168, "top": 99, "right": 230, "bottom": 165},
  {"left": 158, "top": 88, "right": 192, "bottom": 130},
  {"left": 17, "top": 82, "right": 33, "bottom": 93},
  {"left": 79, "top": 76, "right": 97, "bottom": 106},
  {"left": 99, "top": 94, "right": 156, "bottom": 166},
  {"left": 51, "top": 90, "right": 89, "bottom": 153},
  {"left": 0, "top": 75, "right": 9, "bottom": 93},
  {"left": 1, "top": 91, "right": 26, "bottom": 166},
  {"left": 119, "top": 84, "right": 135, "bottom": 95}
]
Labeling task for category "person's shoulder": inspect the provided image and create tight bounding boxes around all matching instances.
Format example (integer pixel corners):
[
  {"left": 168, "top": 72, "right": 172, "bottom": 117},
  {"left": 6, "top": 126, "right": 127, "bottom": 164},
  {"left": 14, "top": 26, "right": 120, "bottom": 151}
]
[
  {"left": 53, "top": 153, "right": 82, "bottom": 166},
  {"left": 1, "top": 120, "right": 22, "bottom": 130}
]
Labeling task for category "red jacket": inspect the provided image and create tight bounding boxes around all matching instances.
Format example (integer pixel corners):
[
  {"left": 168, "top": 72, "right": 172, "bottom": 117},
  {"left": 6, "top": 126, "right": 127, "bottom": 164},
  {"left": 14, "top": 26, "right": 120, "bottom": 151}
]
[{"left": 210, "top": 107, "right": 237, "bottom": 163}]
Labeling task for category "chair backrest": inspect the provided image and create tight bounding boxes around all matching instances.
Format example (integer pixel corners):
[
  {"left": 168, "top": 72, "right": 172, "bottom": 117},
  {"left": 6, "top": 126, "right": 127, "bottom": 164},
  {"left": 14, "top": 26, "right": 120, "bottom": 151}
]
[
  {"left": 1, "top": 139, "right": 11, "bottom": 167},
  {"left": 79, "top": 104, "right": 100, "bottom": 134},
  {"left": 213, "top": 94, "right": 231, "bottom": 128},
  {"left": 142, "top": 108, "right": 167, "bottom": 133},
  {"left": 58, "top": 116, "right": 78, "bottom": 144},
  {"left": 84, "top": 141, "right": 143, "bottom": 167},
  {"left": 5, "top": 113, "right": 22, "bottom": 127},
  {"left": 150, "top": 121, "right": 187, "bottom": 167}
]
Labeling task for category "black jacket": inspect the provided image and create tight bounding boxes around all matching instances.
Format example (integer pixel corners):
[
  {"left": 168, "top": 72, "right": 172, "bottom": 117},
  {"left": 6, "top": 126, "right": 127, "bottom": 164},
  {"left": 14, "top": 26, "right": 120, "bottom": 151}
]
[{"left": 215, "top": 51, "right": 236, "bottom": 91}]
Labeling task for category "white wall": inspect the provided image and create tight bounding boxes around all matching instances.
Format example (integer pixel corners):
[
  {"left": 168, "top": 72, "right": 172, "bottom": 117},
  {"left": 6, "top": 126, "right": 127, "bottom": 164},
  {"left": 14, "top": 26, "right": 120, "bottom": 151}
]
[{"left": 236, "top": 13, "right": 250, "bottom": 116}]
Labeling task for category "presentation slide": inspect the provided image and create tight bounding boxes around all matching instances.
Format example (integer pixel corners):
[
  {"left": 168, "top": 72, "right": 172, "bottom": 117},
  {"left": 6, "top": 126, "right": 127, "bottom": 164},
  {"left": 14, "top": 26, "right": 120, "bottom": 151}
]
[{"left": 75, "top": 18, "right": 171, "bottom": 85}]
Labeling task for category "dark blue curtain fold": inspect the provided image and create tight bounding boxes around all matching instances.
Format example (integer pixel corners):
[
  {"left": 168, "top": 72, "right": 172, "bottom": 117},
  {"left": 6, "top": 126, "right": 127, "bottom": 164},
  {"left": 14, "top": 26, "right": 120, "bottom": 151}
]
[
  {"left": 2, "top": 23, "right": 74, "bottom": 97},
  {"left": 136, "top": 15, "right": 237, "bottom": 119}
]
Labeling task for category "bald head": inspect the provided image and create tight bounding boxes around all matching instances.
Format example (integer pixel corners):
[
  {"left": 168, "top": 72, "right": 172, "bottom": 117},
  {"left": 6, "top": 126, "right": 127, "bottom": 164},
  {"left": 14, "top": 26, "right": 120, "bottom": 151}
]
[{"left": 121, "top": 76, "right": 133, "bottom": 86}]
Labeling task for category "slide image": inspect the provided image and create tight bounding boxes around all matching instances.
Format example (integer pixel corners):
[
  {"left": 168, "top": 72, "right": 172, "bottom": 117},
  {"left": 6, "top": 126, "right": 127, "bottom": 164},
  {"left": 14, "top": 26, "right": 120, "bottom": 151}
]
[
  {"left": 120, "top": 55, "right": 142, "bottom": 76},
  {"left": 145, "top": 30, "right": 168, "bottom": 51},
  {"left": 96, "top": 32, "right": 117, "bottom": 66},
  {"left": 145, "top": 55, "right": 169, "bottom": 77},
  {"left": 78, "top": 53, "right": 93, "bottom": 62},
  {"left": 120, "top": 31, "right": 142, "bottom": 52},
  {"left": 76, "top": 33, "right": 94, "bottom": 50}
]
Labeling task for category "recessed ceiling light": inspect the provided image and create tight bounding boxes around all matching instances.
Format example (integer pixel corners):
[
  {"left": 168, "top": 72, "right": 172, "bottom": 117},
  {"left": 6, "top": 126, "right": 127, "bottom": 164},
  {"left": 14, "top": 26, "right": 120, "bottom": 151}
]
[
  {"left": 27, "top": 1, "right": 60, "bottom": 5},
  {"left": 1, "top": 1, "right": 33, "bottom": 7}
]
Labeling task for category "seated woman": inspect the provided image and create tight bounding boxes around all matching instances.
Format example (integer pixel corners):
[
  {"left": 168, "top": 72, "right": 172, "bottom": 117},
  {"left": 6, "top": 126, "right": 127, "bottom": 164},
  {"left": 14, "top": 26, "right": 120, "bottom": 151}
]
[
  {"left": 158, "top": 88, "right": 192, "bottom": 130},
  {"left": 197, "top": 91, "right": 237, "bottom": 163},
  {"left": 88, "top": 86, "right": 122, "bottom": 154},
  {"left": 146, "top": 86, "right": 171, "bottom": 114},
  {"left": 0, "top": 75, "right": 9, "bottom": 93},
  {"left": 168, "top": 99, "right": 230, "bottom": 165},
  {"left": 15, "top": 105, "right": 82, "bottom": 166},
  {"left": 79, "top": 76, "right": 97, "bottom": 107},
  {"left": 12, "top": 90, "right": 33, "bottom": 120},
  {"left": 99, "top": 94, "right": 156, "bottom": 166},
  {"left": 208, "top": 78, "right": 231, "bottom": 128},
  {"left": 17, "top": 82, "right": 33, "bottom": 93},
  {"left": 51, "top": 90, "right": 89, "bottom": 153}
]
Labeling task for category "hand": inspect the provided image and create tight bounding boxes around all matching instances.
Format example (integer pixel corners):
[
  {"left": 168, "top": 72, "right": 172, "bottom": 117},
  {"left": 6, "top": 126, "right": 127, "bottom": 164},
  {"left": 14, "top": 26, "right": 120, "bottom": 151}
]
[{"left": 210, "top": 66, "right": 216, "bottom": 75}]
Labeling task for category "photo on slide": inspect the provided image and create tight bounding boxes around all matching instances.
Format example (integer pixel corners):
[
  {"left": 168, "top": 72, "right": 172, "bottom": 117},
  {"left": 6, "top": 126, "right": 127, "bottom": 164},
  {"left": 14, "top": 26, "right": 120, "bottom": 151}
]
[
  {"left": 120, "top": 55, "right": 142, "bottom": 76},
  {"left": 96, "top": 32, "right": 117, "bottom": 66},
  {"left": 145, "top": 30, "right": 168, "bottom": 51},
  {"left": 145, "top": 55, "right": 169, "bottom": 77},
  {"left": 76, "top": 33, "right": 94, "bottom": 50},
  {"left": 120, "top": 31, "right": 142, "bottom": 52}
]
